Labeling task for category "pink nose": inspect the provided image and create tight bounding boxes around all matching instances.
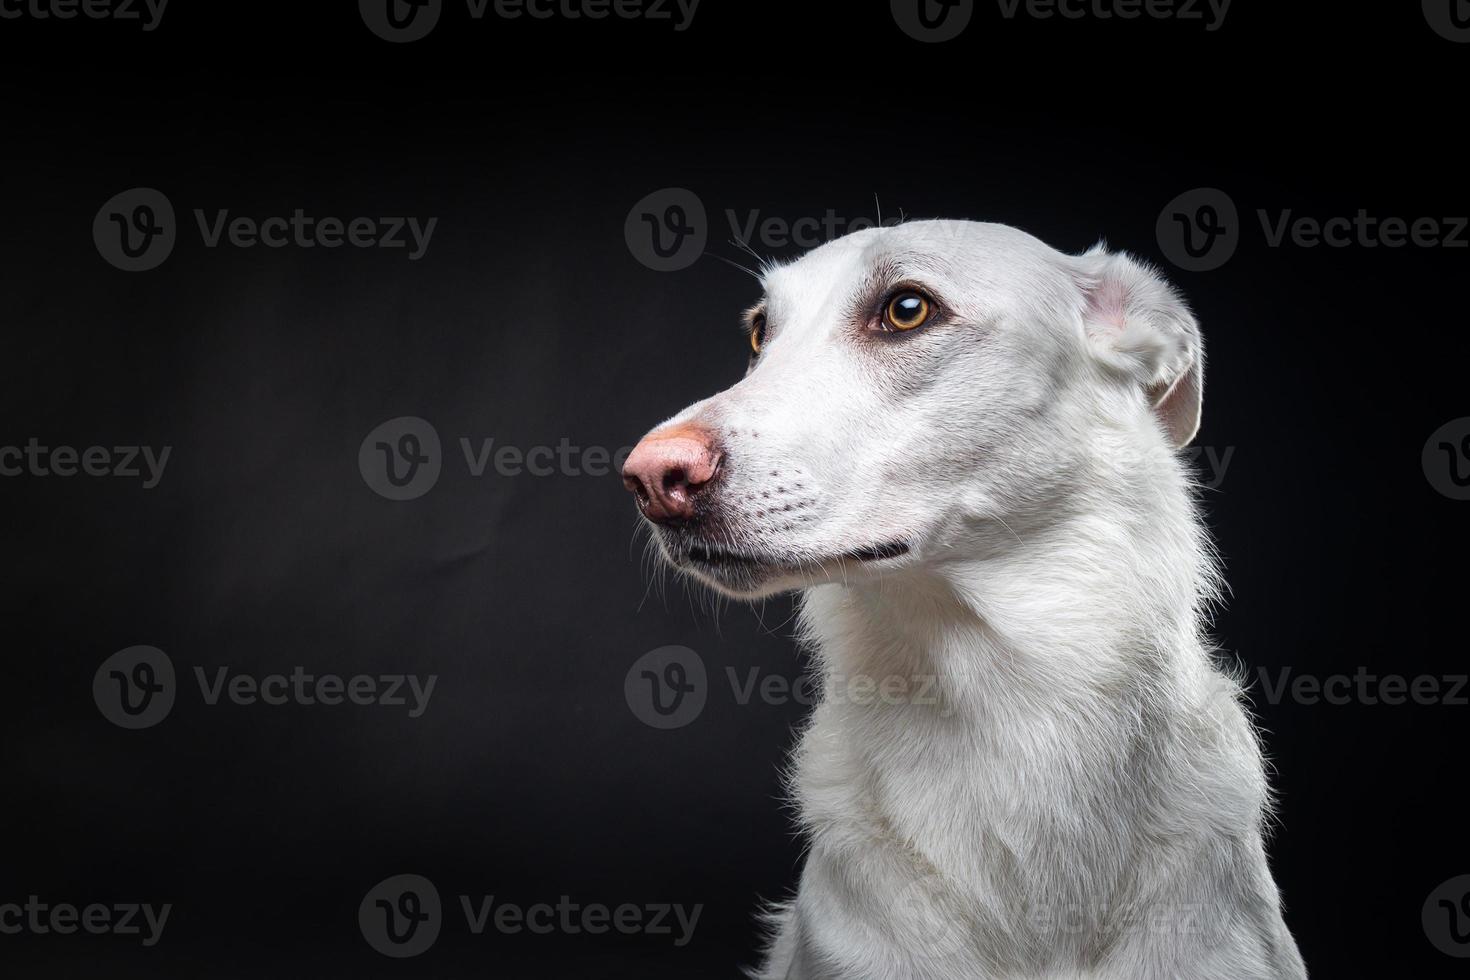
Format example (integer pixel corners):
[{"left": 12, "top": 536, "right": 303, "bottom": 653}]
[{"left": 622, "top": 422, "right": 723, "bottom": 525}]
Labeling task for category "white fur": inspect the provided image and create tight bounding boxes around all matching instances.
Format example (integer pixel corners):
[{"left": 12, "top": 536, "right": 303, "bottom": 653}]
[{"left": 635, "top": 221, "right": 1305, "bottom": 979}]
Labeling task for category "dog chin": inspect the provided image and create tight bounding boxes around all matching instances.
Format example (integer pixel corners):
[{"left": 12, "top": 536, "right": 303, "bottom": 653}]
[
  {"left": 655, "top": 534, "right": 912, "bottom": 600},
  {"left": 682, "top": 563, "right": 793, "bottom": 600}
]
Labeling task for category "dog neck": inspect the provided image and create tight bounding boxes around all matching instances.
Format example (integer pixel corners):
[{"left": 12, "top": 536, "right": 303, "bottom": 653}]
[
  {"left": 802, "top": 450, "right": 1212, "bottom": 716},
  {"left": 790, "top": 451, "right": 1250, "bottom": 890}
]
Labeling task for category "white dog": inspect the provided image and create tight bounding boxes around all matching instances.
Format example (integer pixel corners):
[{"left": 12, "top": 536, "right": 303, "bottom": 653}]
[{"left": 622, "top": 220, "right": 1306, "bottom": 979}]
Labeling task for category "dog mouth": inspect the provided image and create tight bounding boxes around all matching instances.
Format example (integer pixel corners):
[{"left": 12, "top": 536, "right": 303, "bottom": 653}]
[
  {"left": 677, "top": 538, "right": 911, "bottom": 575},
  {"left": 843, "top": 541, "right": 911, "bottom": 563}
]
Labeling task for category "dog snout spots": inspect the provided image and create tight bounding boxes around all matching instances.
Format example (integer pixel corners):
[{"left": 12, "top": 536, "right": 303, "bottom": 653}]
[
  {"left": 711, "top": 461, "right": 817, "bottom": 537},
  {"left": 744, "top": 493, "right": 817, "bottom": 530}
]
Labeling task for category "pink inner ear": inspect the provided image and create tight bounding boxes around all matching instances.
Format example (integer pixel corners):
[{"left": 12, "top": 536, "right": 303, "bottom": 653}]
[{"left": 1088, "top": 279, "right": 1129, "bottom": 335}]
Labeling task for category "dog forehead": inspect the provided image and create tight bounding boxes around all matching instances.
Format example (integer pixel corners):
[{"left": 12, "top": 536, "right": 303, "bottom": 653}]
[{"left": 760, "top": 220, "right": 1070, "bottom": 310}]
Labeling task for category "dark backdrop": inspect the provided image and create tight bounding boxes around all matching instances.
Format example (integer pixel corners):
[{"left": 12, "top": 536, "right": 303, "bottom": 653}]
[{"left": 2, "top": 2, "right": 1467, "bottom": 976}]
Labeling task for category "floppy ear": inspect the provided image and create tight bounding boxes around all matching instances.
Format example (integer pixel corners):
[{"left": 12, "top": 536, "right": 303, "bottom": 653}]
[{"left": 1074, "top": 246, "right": 1204, "bottom": 448}]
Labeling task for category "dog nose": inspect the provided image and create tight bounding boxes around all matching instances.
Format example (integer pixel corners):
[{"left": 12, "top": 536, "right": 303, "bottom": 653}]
[{"left": 622, "top": 423, "right": 723, "bottom": 525}]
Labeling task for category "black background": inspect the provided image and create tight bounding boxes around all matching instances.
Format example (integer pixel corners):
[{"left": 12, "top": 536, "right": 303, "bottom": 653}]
[{"left": 2, "top": 1, "right": 1467, "bottom": 976}]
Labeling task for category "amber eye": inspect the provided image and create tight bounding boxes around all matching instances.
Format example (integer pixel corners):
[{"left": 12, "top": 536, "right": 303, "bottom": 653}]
[
  {"left": 884, "top": 291, "right": 933, "bottom": 331},
  {"left": 749, "top": 312, "right": 767, "bottom": 354}
]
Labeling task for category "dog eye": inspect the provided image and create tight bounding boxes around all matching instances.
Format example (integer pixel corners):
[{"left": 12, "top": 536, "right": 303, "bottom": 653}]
[
  {"left": 883, "top": 291, "right": 933, "bottom": 332},
  {"left": 749, "top": 312, "right": 767, "bottom": 354}
]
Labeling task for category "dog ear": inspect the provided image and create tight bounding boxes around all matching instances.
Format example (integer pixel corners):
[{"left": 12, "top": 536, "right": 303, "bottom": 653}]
[{"left": 1074, "top": 246, "right": 1204, "bottom": 448}]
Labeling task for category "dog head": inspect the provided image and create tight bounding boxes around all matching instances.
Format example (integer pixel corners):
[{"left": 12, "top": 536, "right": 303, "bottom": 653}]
[{"left": 623, "top": 220, "right": 1203, "bottom": 599}]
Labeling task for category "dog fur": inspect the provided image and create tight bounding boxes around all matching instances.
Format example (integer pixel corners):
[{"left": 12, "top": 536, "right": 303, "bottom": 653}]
[{"left": 630, "top": 220, "right": 1306, "bottom": 979}]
